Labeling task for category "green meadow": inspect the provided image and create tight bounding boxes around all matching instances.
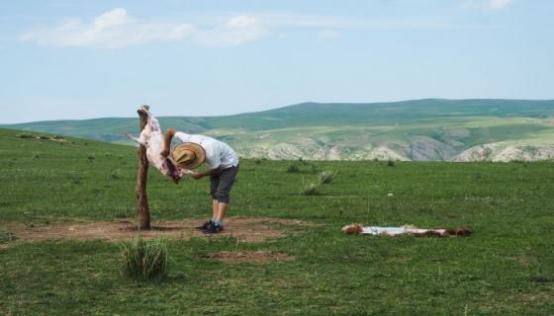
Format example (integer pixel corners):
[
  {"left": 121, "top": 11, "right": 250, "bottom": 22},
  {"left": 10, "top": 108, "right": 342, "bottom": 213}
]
[{"left": 1, "top": 128, "right": 553, "bottom": 315}]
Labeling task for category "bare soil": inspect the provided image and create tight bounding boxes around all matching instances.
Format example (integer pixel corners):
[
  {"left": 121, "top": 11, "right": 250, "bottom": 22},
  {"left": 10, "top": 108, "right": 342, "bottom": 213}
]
[
  {"left": 208, "top": 250, "right": 295, "bottom": 264},
  {"left": 3, "top": 217, "right": 308, "bottom": 243}
]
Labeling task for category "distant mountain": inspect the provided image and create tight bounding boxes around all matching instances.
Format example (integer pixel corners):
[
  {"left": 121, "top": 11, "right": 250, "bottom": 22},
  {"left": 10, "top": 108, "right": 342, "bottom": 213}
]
[{"left": 5, "top": 99, "right": 554, "bottom": 161}]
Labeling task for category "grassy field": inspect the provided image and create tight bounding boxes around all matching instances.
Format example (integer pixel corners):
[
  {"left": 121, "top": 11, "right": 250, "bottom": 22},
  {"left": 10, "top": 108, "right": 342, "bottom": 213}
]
[{"left": 1, "top": 128, "right": 553, "bottom": 315}]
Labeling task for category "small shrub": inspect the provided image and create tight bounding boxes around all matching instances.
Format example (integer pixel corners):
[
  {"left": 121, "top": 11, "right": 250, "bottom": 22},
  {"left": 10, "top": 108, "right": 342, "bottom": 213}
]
[
  {"left": 287, "top": 165, "right": 300, "bottom": 173},
  {"left": 88, "top": 155, "right": 95, "bottom": 162},
  {"left": 511, "top": 160, "right": 527, "bottom": 164},
  {"left": 0, "top": 230, "right": 17, "bottom": 243},
  {"left": 319, "top": 171, "right": 336, "bottom": 184},
  {"left": 16, "top": 134, "right": 34, "bottom": 139},
  {"left": 254, "top": 159, "right": 262, "bottom": 165},
  {"left": 302, "top": 182, "right": 320, "bottom": 196},
  {"left": 38, "top": 135, "right": 50, "bottom": 140},
  {"left": 70, "top": 174, "right": 82, "bottom": 185},
  {"left": 111, "top": 169, "right": 122, "bottom": 179},
  {"left": 120, "top": 238, "right": 169, "bottom": 281},
  {"left": 298, "top": 157, "right": 308, "bottom": 165},
  {"left": 33, "top": 154, "right": 40, "bottom": 159},
  {"left": 387, "top": 160, "right": 395, "bottom": 167}
]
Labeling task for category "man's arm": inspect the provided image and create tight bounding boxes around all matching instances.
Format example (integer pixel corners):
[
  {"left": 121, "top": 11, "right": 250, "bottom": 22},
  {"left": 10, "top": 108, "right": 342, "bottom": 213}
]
[
  {"left": 161, "top": 128, "right": 176, "bottom": 157},
  {"left": 192, "top": 166, "right": 222, "bottom": 179}
]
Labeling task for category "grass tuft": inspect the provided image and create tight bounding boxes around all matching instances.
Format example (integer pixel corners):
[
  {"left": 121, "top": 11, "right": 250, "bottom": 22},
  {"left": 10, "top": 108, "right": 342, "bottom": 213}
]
[
  {"left": 298, "top": 157, "right": 309, "bottom": 165},
  {"left": 69, "top": 174, "right": 82, "bottom": 185},
  {"left": 302, "top": 182, "right": 320, "bottom": 195},
  {"left": 318, "top": 171, "right": 336, "bottom": 184},
  {"left": 0, "top": 230, "right": 17, "bottom": 243},
  {"left": 120, "top": 237, "right": 169, "bottom": 281},
  {"left": 110, "top": 169, "right": 122, "bottom": 179},
  {"left": 387, "top": 160, "right": 395, "bottom": 167},
  {"left": 287, "top": 164, "right": 300, "bottom": 173},
  {"left": 16, "top": 134, "right": 34, "bottom": 139}
]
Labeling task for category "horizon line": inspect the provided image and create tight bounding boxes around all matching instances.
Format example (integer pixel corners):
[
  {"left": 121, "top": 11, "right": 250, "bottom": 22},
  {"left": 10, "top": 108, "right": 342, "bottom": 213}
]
[{"left": 3, "top": 97, "right": 554, "bottom": 125}]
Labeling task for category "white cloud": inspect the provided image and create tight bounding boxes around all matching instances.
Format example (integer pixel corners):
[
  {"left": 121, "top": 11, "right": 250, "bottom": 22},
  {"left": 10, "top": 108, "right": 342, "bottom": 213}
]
[
  {"left": 195, "top": 15, "right": 267, "bottom": 46},
  {"left": 20, "top": 8, "right": 195, "bottom": 48},
  {"left": 20, "top": 9, "right": 267, "bottom": 48},
  {"left": 20, "top": 8, "right": 491, "bottom": 49},
  {"left": 463, "top": 0, "right": 513, "bottom": 10},
  {"left": 489, "top": 0, "right": 512, "bottom": 9}
]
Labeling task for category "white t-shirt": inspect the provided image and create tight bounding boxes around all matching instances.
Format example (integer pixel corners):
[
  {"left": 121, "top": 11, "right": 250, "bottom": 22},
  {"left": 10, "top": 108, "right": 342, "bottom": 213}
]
[{"left": 174, "top": 132, "right": 239, "bottom": 169}]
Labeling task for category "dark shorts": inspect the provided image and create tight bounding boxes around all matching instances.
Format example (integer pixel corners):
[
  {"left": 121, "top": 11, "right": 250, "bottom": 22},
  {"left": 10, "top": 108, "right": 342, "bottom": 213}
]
[{"left": 210, "top": 165, "right": 239, "bottom": 203}]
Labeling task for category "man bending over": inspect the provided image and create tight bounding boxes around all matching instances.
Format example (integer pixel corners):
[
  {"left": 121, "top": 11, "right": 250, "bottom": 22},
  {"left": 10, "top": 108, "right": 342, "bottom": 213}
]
[{"left": 162, "top": 128, "right": 239, "bottom": 234}]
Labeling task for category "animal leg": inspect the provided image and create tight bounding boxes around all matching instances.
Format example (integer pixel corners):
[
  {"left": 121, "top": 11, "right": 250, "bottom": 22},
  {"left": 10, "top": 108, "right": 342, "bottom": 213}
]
[{"left": 125, "top": 132, "right": 146, "bottom": 146}]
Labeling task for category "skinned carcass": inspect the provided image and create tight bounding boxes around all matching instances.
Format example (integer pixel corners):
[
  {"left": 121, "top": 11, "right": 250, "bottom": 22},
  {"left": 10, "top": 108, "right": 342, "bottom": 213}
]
[
  {"left": 341, "top": 224, "right": 471, "bottom": 237},
  {"left": 126, "top": 106, "right": 186, "bottom": 183}
]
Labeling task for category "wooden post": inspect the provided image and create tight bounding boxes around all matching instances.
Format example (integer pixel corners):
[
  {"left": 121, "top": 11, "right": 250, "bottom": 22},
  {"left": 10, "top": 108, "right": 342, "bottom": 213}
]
[{"left": 136, "top": 106, "right": 151, "bottom": 229}]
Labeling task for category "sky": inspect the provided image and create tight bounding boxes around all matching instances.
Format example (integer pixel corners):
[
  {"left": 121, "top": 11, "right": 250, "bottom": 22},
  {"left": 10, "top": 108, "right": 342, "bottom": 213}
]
[{"left": 1, "top": 0, "right": 553, "bottom": 124}]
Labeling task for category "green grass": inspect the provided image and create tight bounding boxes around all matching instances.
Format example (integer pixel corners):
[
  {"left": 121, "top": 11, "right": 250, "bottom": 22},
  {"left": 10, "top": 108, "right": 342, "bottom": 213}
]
[
  {"left": 1, "top": 128, "right": 553, "bottom": 315},
  {"left": 120, "top": 238, "right": 169, "bottom": 281}
]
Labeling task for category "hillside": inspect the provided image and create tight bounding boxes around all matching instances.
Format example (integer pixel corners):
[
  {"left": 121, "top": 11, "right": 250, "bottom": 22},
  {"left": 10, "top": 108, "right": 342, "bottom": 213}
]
[{"left": 6, "top": 99, "right": 554, "bottom": 161}]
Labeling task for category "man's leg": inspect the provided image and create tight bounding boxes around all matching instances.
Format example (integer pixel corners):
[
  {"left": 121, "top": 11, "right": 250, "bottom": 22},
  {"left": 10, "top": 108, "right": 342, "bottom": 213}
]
[
  {"left": 210, "top": 174, "right": 220, "bottom": 222},
  {"left": 196, "top": 176, "right": 220, "bottom": 230},
  {"left": 212, "top": 199, "right": 218, "bottom": 221},
  {"left": 215, "top": 202, "right": 229, "bottom": 223},
  {"left": 205, "top": 166, "right": 238, "bottom": 233}
]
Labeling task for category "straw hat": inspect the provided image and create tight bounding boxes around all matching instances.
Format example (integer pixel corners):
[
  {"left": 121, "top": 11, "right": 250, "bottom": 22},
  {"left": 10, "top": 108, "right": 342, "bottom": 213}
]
[{"left": 171, "top": 142, "right": 206, "bottom": 170}]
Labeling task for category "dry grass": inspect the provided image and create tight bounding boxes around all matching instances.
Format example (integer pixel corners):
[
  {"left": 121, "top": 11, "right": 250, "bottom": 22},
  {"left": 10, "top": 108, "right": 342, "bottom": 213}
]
[{"left": 208, "top": 250, "right": 294, "bottom": 264}]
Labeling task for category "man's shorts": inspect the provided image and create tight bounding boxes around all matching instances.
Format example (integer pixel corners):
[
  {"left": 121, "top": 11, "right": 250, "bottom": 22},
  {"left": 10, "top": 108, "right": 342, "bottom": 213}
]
[{"left": 210, "top": 165, "right": 239, "bottom": 203}]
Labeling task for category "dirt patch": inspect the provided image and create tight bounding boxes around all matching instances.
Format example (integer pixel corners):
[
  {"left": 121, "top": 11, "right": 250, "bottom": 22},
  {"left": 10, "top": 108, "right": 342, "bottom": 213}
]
[
  {"left": 208, "top": 250, "right": 294, "bottom": 264},
  {"left": 511, "top": 292, "right": 553, "bottom": 305},
  {"left": 4, "top": 217, "right": 308, "bottom": 243}
]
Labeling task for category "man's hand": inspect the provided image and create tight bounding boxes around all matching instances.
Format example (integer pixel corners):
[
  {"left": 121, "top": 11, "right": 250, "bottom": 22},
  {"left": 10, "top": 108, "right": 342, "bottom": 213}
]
[
  {"left": 191, "top": 167, "right": 221, "bottom": 180},
  {"left": 191, "top": 171, "right": 205, "bottom": 180},
  {"left": 161, "top": 148, "right": 170, "bottom": 158}
]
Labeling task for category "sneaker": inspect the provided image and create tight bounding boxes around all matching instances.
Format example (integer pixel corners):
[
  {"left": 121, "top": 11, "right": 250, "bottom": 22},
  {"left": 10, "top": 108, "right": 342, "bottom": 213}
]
[
  {"left": 195, "top": 220, "right": 212, "bottom": 230},
  {"left": 203, "top": 223, "right": 224, "bottom": 234}
]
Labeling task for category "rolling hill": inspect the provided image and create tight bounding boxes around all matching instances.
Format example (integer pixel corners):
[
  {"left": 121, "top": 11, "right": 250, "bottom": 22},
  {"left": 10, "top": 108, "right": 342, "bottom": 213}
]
[{"left": 5, "top": 99, "right": 554, "bottom": 161}]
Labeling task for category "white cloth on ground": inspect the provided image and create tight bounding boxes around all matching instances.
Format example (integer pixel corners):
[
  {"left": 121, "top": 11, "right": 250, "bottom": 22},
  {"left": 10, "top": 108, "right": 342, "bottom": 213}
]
[{"left": 361, "top": 226, "right": 446, "bottom": 236}]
